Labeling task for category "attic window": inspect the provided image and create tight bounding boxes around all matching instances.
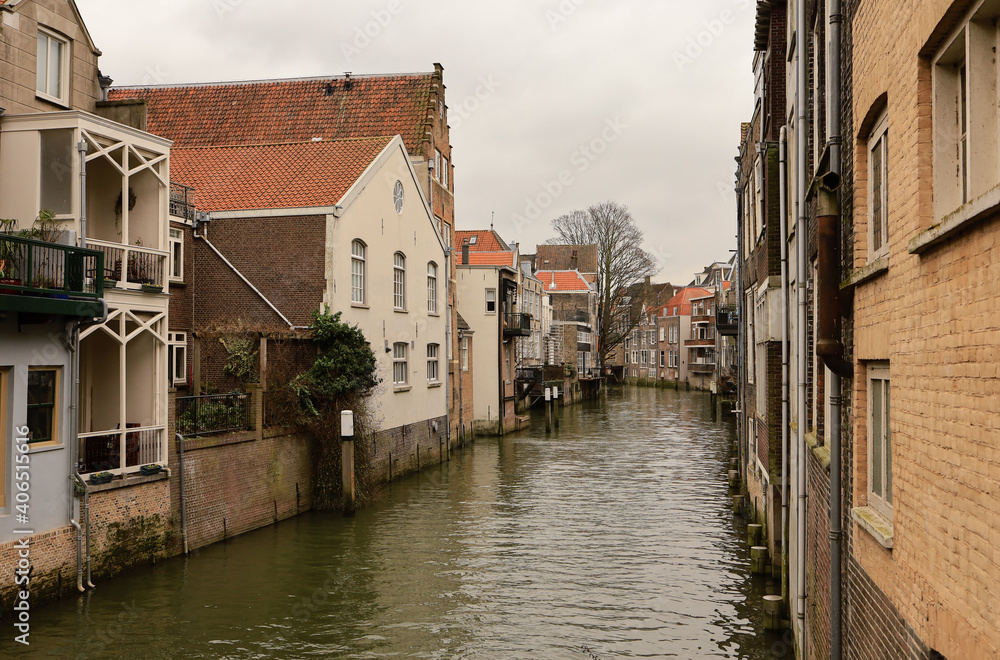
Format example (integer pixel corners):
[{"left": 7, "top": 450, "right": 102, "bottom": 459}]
[{"left": 469, "top": 236, "right": 477, "bottom": 245}]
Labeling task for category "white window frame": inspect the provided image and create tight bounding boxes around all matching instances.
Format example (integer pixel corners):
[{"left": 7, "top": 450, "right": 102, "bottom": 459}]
[
  {"left": 867, "top": 363, "right": 892, "bottom": 519},
  {"left": 427, "top": 262, "right": 438, "bottom": 314},
  {"left": 426, "top": 343, "right": 440, "bottom": 383},
  {"left": 442, "top": 156, "right": 449, "bottom": 190},
  {"left": 169, "top": 331, "right": 187, "bottom": 386},
  {"left": 485, "top": 288, "right": 496, "bottom": 314},
  {"left": 867, "top": 111, "right": 889, "bottom": 260},
  {"left": 36, "top": 27, "right": 69, "bottom": 105},
  {"left": 393, "top": 342, "right": 408, "bottom": 386},
  {"left": 434, "top": 149, "right": 442, "bottom": 180},
  {"left": 393, "top": 252, "right": 406, "bottom": 311},
  {"left": 461, "top": 336, "right": 470, "bottom": 371},
  {"left": 351, "top": 240, "right": 366, "bottom": 305},
  {"left": 169, "top": 228, "right": 184, "bottom": 282}
]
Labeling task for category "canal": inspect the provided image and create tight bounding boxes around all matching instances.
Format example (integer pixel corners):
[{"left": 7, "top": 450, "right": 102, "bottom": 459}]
[{"left": 11, "top": 387, "right": 792, "bottom": 659}]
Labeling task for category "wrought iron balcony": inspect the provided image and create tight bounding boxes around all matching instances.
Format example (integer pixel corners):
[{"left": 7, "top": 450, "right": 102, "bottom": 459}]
[
  {"left": 689, "top": 361, "right": 716, "bottom": 373},
  {"left": 85, "top": 239, "right": 168, "bottom": 291},
  {"left": 0, "top": 234, "right": 104, "bottom": 317},
  {"left": 717, "top": 304, "right": 739, "bottom": 336},
  {"left": 170, "top": 181, "right": 196, "bottom": 221},
  {"left": 503, "top": 312, "right": 532, "bottom": 337}
]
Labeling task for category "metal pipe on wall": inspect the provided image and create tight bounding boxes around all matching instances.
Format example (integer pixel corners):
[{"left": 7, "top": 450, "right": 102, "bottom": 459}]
[
  {"left": 177, "top": 432, "right": 189, "bottom": 554},
  {"left": 779, "top": 126, "right": 790, "bottom": 606},
  {"left": 795, "top": 0, "right": 808, "bottom": 652}
]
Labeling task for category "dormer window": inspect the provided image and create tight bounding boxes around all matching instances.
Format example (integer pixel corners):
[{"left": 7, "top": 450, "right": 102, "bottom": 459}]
[{"left": 36, "top": 28, "right": 70, "bottom": 105}]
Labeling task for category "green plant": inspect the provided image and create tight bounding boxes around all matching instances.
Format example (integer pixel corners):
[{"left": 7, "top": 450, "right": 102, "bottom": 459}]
[{"left": 221, "top": 335, "right": 258, "bottom": 384}]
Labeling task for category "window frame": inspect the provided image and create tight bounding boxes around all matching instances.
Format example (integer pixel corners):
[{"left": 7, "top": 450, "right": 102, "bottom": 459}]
[
  {"left": 393, "top": 252, "right": 406, "bottom": 311},
  {"left": 427, "top": 343, "right": 440, "bottom": 383},
  {"left": 867, "top": 362, "right": 892, "bottom": 520},
  {"left": 427, "top": 262, "right": 438, "bottom": 314},
  {"left": 461, "top": 336, "right": 470, "bottom": 371},
  {"left": 169, "top": 228, "right": 184, "bottom": 282},
  {"left": 26, "top": 367, "right": 60, "bottom": 446},
  {"left": 441, "top": 156, "right": 449, "bottom": 190},
  {"left": 351, "top": 240, "right": 367, "bottom": 305},
  {"left": 168, "top": 332, "right": 187, "bottom": 386},
  {"left": 485, "top": 288, "right": 496, "bottom": 314},
  {"left": 867, "top": 111, "right": 889, "bottom": 260},
  {"left": 36, "top": 27, "right": 70, "bottom": 106},
  {"left": 392, "top": 342, "right": 408, "bottom": 386}
]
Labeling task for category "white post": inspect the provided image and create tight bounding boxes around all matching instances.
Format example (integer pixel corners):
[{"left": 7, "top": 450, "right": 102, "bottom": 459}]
[{"left": 341, "top": 410, "right": 355, "bottom": 515}]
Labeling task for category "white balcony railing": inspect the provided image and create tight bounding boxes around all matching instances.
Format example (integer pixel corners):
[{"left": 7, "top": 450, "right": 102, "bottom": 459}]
[
  {"left": 85, "top": 239, "right": 168, "bottom": 290},
  {"left": 78, "top": 425, "right": 165, "bottom": 475}
]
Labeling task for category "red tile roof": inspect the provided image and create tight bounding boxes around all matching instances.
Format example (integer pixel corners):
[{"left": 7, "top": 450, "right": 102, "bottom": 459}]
[
  {"left": 170, "top": 137, "right": 392, "bottom": 212},
  {"left": 465, "top": 251, "right": 516, "bottom": 267},
  {"left": 108, "top": 73, "right": 435, "bottom": 153},
  {"left": 664, "top": 287, "right": 711, "bottom": 315},
  {"left": 455, "top": 229, "right": 509, "bottom": 252},
  {"left": 535, "top": 270, "right": 593, "bottom": 292}
]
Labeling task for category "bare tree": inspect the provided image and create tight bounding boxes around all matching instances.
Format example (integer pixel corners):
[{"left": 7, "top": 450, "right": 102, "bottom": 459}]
[{"left": 549, "top": 201, "right": 657, "bottom": 368}]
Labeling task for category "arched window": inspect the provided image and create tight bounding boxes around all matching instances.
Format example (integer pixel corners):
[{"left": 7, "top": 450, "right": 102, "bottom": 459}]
[
  {"left": 427, "top": 262, "right": 438, "bottom": 313},
  {"left": 393, "top": 252, "right": 406, "bottom": 310},
  {"left": 351, "top": 240, "right": 366, "bottom": 304}
]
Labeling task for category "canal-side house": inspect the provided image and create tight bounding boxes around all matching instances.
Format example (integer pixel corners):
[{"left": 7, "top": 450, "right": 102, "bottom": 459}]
[
  {"left": 658, "top": 286, "right": 710, "bottom": 388},
  {"left": 109, "top": 65, "right": 468, "bottom": 443},
  {"left": 168, "top": 135, "right": 449, "bottom": 466},
  {"left": 534, "top": 269, "right": 598, "bottom": 398},
  {"left": 686, "top": 291, "right": 718, "bottom": 391},
  {"left": 455, "top": 229, "right": 527, "bottom": 434},
  {"left": 0, "top": 0, "right": 175, "bottom": 603}
]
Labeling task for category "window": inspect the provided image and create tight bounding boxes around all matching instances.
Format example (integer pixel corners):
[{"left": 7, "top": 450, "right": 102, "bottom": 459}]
[
  {"left": 932, "top": 5, "right": 1000, "bottom": 219},
  {"left": 434, "top": 149, "right": 442, "bottom": 180},
  {"left": 351, "top": 240, "right": 366, "bottom": 304},
  {"left": 461, "top": 336, "right": 470, "bottom": 371},
  {"left": 868, "top": 363, "right": 892, "bottom": 518},
  {"left": 868, "top": 112, "right": 889, "bottom": 259},
  {"left": 393, "top": 252, "right": 406, "bottom": 310},
  {"left": 442, "top": 156, "right": 449, "bottom": 190},
  {"left": 659, "top": 350, "right": 665, "bottom": 367},
  {"left": 39, "top": 129, "right": 73, "bottom": 214},
  {"left": 427, "top": 343, "right": 440, "bottom": 382},
  {"left": 393, "top": 180, "right": 404, "bottom": 214},
  {"left": 27, "top": 368, "right": 58, "bottom": 445},
  {"left": 169, "top": 228, "right": 184, "bottom": 281},
  {"left": 659, "top": 327, "right": 665, "bottom": 342},
  {"left": 427, "top": 262, "right": 438, "bottom": 313},
  {"left": 168, "top": 332, "right": 187, "bottom": 386},
  {"left": 36, "top": 28, "right": 68, "bottom": 103},
  {"left": 631, "top": 350, "right": 638, "bottom": 364},
  {"left": 393, "top": 343, "right": 408, "bottom": 385},
  {"left": 485, "top": 288, "right": 496, "bottom": 314}
]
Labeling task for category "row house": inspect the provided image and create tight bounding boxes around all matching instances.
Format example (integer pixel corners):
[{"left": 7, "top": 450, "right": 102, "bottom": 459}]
[
  {"left": 610, "top": 276, "right": 675, "bottom": 378},
  {"left": 657, "top": 286, "right": 711, "bottom": 387},
  {"left": 622, "top": 304, "right": 664, "bottom": 381},
  {"left": 108, "top": 65, "right": 468, "bottom": 442},
  {"left": 535, "top": 269, "right": 598, "bottom": 380},
  {"left": 737, "top": 0, "right": 1000, "bottom": 658},
  {"left": 0, "top": 0, "right": 174, "bottom": 601}
]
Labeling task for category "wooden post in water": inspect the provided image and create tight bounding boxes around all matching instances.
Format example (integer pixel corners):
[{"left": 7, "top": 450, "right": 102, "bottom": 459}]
[
  {"left": 728, "top": 469, "right": 739, "bottom": 490},
  {"left": 553, "top": 386, "right": 560, "bottom": 429},
  {"left": 747, "top": 523, "right": 763, "bottom": 547},
  {"left": 763, "top": 595, "right": 783, "bottom": 630},
  {"left": 751, "top": 546, "right": 768, "bottom": 574},
  {"left": 732, "top": 494, "right": 743, "bottom": 515},
  {"left": 342, "top": 410, "right": 355, "bottom": 516},
  {"left": 544, "top": 387, "right": 552, "bottom": 433}
]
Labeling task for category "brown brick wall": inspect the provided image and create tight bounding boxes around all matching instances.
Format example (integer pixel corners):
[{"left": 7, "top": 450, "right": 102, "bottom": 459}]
[{"left": 535, "top": 244, "right": 598, "bottom": 274}]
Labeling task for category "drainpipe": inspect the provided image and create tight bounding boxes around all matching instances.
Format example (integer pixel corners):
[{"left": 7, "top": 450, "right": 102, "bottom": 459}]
[
  {"left": 68, "top": 321, "right": 87, "bottom": 593},
  {"left": 457, "top": 328, "right": 464, "bottom": 441},
  {"left": 177, "top": 432, "right": 189, "bottom": 554},
  {"left": 78, "top": 140, "right": 88, "bottom": 247},
  {"left": 444, "top": 246, "right": 451, "bottom": 455},
  {"left": 734, "top": 165, "right": 745, "bottom": 478},
  {"left": 779, "top": 126, "right": 790, "bottom": 606},
  {"left": 795, "top": 0, "right": 808, "bottom": 651},
  {"left": 824, "top": 1, "right": 847, "bottom": 657}
]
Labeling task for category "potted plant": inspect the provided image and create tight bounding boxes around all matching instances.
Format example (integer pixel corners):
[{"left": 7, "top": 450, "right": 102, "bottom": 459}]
[
  {"left": 139, "top": 463, "right": 162, "bottom": 476},
  {"left": 89, "top": 471, "right": 114, "bottom": 485}
]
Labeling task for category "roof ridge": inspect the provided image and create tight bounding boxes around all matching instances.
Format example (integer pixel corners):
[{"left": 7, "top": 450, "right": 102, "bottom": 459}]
[
  {"left": 171, "top": 136, "right": 396, "bottom": 151},
  {"left": 111, "top": 71, "right": 434, "bottom": 90}
]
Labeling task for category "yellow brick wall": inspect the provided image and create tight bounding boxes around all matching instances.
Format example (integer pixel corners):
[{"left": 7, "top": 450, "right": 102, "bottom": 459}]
[{"left": 851, "top": 1, "right": 1000, "bottom": 657}]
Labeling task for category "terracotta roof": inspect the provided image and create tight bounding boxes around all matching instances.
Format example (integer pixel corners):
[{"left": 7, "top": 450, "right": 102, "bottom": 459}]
[
  {"left": 535, "top": 270, "right": 593, "bottom": 292},
  {"left": 465, "top": 251, "right": 515, "bottom": 267},
  {"left": 664, "top": 287, "right": 711, "bottom": 316},
  {"left": 456, "top": 229, "right": 509, "bottom": 252},
  {"left": 108, "top": 73, "right": 435, "bottom": 153},
  {"left": 169, "top": 137, "right": 392, "bottom": 212}
]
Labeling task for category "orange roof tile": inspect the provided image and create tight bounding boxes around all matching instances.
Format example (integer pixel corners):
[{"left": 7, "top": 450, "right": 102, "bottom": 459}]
[
  {"left": 664, "top": 287, "right": 711, "bottom": 316},
  {"left": 108, "top": 73, "right": 435, "bottom": 153},
  {"left": 455, "top": 229, "right": 509, "bottom": 252},
  {"left": 465, "top": 251, "right": 516, "bottom": 267},
  {"left": 535, "top": 270, "right": 592, "bottom": 292},
  {"left": 170, "top": 137, "right": 392, "bottom": 212}
]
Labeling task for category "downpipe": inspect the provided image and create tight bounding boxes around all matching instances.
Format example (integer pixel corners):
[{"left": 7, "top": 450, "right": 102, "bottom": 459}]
[
  {"left": 795, "top": 0, "right": 808, "bottom": 649},
  {"left": 177, "top": 433, "right": 189, "bottom": 555},
  {"left": 779, "top": 126, "right": 790, "bottom": 606},
  {"left": 68, "top": 322, "right": 89, "bottom": 592}
]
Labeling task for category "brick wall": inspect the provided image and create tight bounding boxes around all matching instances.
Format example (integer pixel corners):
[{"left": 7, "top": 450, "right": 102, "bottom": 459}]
[
  {"left": 806, "top": 445, "right": 832, "bottom": 660},
  {"left": 370, "top": 415, "right": 449, "bottom": 482}
]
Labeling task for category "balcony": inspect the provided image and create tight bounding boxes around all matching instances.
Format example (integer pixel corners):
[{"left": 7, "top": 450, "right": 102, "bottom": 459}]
[
  {"left": 176, "top": 392, "right": 253, "bottom": 437},
  {"left": 0, "top": 234, "right": 105, "bottom": 317},
  {"left": 78, "top": 426, "right": 165, "bottom": 475},
  {"left": 85, "top": 239, "right": 168, "bottom": 291},
  {"left": 689, "top": 361, "right": 715, "bottom": 373},
  {"left": 170, "top": 182, "right": 196, "bottom": 221},
  {"left": 504, "top": 312, "right": 532, "bottom": 337},
  {"left": 717, "top": 304, "right": 739, "bottom": 336}
]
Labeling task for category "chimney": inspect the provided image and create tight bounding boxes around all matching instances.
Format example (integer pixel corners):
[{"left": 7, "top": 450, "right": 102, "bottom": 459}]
[
  {"left": 462, "top": 239, "right": 470, "bottom": 265},
  {"left": 645, "top": 275, "right": 651, "bottom": 286},
  {"left": 344, "top": 72, "right": 353, "bottom": 90}
]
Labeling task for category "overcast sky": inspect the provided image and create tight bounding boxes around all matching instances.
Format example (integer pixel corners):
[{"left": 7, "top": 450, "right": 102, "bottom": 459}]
[{"left": 78, "top": 0, "right": 754, "bottom": 285}]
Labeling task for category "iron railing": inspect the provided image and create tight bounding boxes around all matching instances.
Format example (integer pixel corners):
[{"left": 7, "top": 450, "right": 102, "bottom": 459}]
[
  {"left": 78, "top": 426, "right": 164, "bottom": 475},
  {"left": 85, "top": 239, "right": 167, "bottom": 289},
  {"left": 717, "top": 303, "right": 739, "bottom": 336},
  {"left": 503, "top": 312, "right": 532, "bottom": 337},
  {"left": 0, "top": 234, "right": 104, "bottom": 297},
  {"left": 169, "top": 182, "right": 196, "bottom": 221},
  {"left": 175, "top": 392, "right": 252, "bottom": 436}
]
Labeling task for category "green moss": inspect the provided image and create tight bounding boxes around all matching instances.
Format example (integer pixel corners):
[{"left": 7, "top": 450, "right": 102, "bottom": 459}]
[{"left": 94, "top": 514, "right": 173, "bottom": 579}]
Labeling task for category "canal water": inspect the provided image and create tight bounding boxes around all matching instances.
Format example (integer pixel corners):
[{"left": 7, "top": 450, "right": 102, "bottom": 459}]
[{"left": 10, "top": 387, "right": 792, "bottom": 659}]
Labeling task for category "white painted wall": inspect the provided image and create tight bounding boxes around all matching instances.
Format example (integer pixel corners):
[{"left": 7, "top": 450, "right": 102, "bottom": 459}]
[{"left": 456, "top": 265, "right": 501, "bottom": 422}]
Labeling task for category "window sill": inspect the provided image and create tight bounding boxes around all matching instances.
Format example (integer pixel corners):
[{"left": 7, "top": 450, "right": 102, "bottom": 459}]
[
  {"left": 394, "top": 309, "right": 408, "bottom": 314},
  {"left": 841, "top": 255, "right": 888, "bottom": 290},
  {"left": 351, "top": 303, "right": 369, "bottom": 309},
  {"left": 852, "top": 506, "right": 893, "bottom": 549},
  {"left": 169, "top": 279, "right": 186, "bottom": 288},
  {"left": 35, "top": 91, "right": 70, "bottom": 109},
  {"left": 393, "top": 385, "right": 411, "bottom": 393},
  {"left": 428, "top": 312, "right": 440, "bottom": 317},
  {"left": 27, "top": 443, "right": 63, "bottom": 454},
  {"left": 427, "top": 381, "right": 442, "bottom": 388},
  {"left": 910, "top": 183, "right": 1000, "bottom": 254}
]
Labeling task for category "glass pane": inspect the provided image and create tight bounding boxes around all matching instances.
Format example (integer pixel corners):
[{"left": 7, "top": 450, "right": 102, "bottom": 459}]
[
  {"left": 885, "top": 384, "right": 892, "bottom": 504},
  {"left": 28, "top": 370, "right": 56, "bottom": 404},
  {"left": 40, "top": 129, "right": 74, "bottom": 214},
  {"left": 27, "top": 406, "right": 53, "bottom": 443},
  {"left": 871, "top": 137, "right": 883, "bottom": 250},
  {"left": 48, "top": 38, "right": 62, "bottom": 97},
  {"left": 871, "top": 379, "right": 883, "bottom": 498},
  {"left": 36, "top": 34, "right": 47, "bottom": 92}
]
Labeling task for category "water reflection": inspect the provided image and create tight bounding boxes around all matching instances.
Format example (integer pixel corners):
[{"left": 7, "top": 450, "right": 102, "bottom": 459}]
[{"left": 7, "top": 387, "right": 792, "bottom": 659}]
